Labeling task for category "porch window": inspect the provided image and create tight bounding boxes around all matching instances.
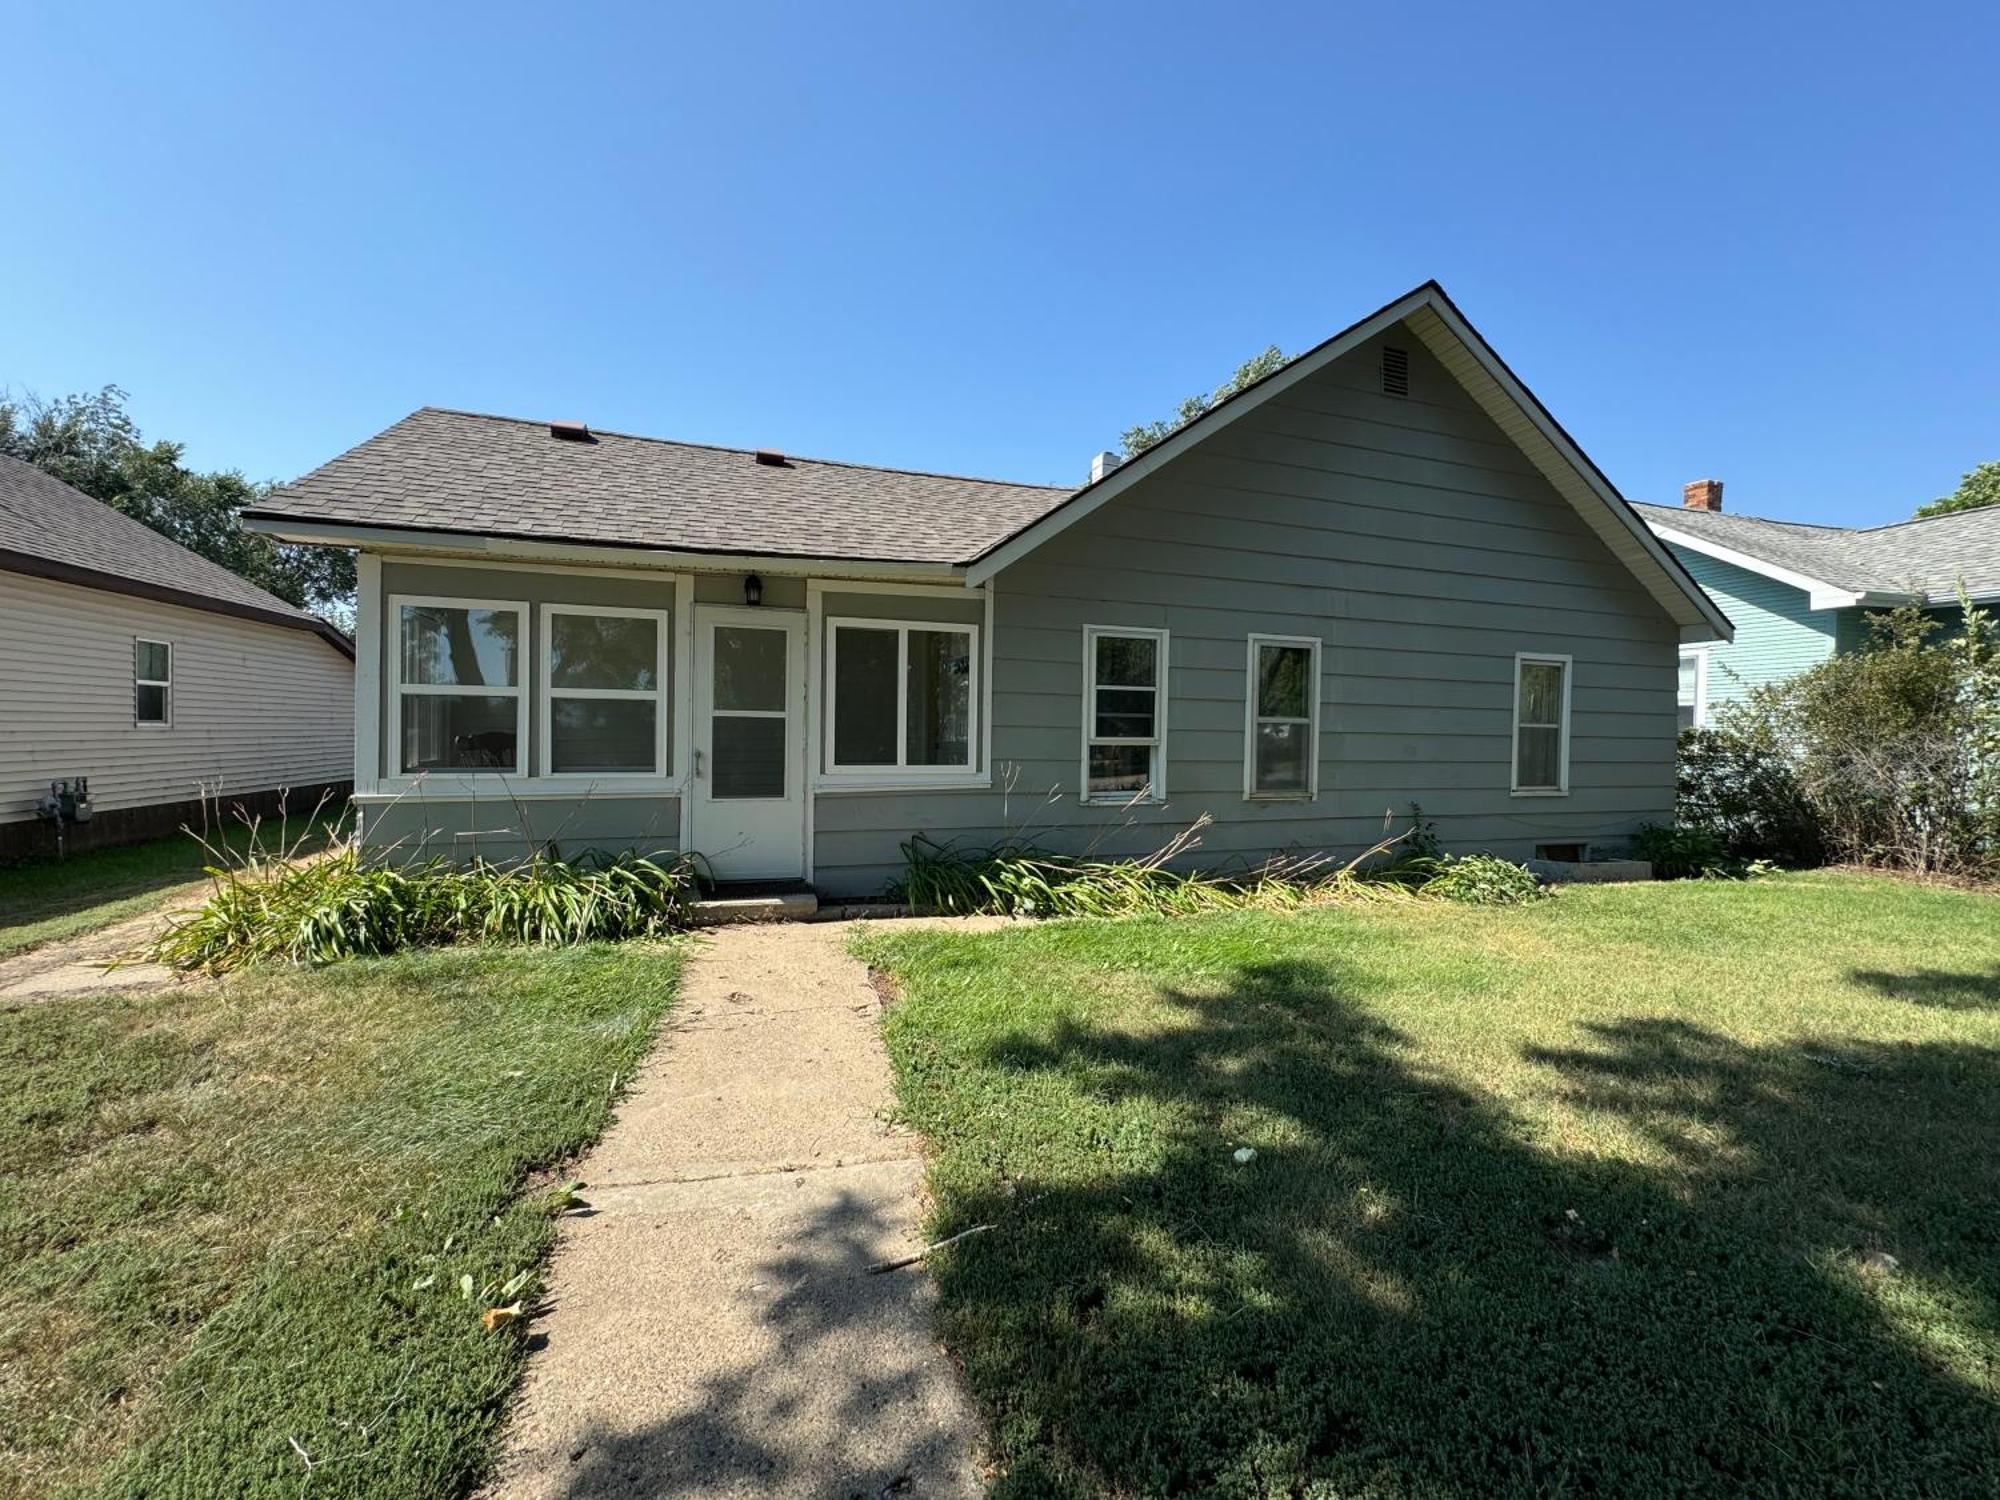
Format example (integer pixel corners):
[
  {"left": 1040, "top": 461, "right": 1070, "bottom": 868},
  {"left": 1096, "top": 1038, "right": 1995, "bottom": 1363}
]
[
  {"left": 1677, "top": 647, "right": 1707, "bottom": 730},
  {"left": 825, "top": 619, "right": 977, "bottom": 777},
  {"left": 393, "top": 598, "right": 527, "bottom": 774},
  {"left": 1512, "top": 653, "right": 1571, "bottom": 795},
  {"left": 1083, "top": 626, "right": 1168, "bottom": 802},
  {"left": 541, "top": 606, "right": 669, "bottom": 775},
  {"left": 133, "top": 638, "right": 171, "bottom": 726},
  {"left": 1245, "top": 634, "right": 1319, "bottom": 799}
]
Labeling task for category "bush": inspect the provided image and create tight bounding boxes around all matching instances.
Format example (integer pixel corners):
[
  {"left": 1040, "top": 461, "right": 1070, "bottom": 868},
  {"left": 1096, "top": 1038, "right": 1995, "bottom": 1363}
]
[
  {"left": 1674, "top": 726, "right": 1825, "bottom": 868},
  {"left": 154, "top": 845, "right": 698, "bottom": 973},
  {"left": 1630, "top": 821, "right": 1727, "bottom": 880},
  {"left": 1415, "top": 853, "right": 1548, "bottom": 905}
]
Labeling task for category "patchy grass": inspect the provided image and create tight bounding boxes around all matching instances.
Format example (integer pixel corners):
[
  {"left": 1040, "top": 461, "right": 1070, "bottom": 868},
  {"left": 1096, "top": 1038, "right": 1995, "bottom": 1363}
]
[
  {"left": 861, "top": 872, "right": 2000, "bottom": 1497},
  {"left": 0, "top": 814, "right": 339, "bottom": 959},
  {"left": 0, "top": 943, "right": 682, "bottom": 1498}
]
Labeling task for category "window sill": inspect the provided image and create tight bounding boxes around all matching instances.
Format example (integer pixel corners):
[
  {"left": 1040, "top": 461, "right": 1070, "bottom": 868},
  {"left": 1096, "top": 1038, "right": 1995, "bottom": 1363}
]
[
  {"left": 365, "top": 776, "right": 686, "bottom": 801},
  {"left": 815, "top": 776, "right": 990, "bottom": 794},
  {"left": 1081, "top": 795, "right": 1167, "bottom": 808},
  {"left": 1244, "top": 792, "right": 1315, "bottom": 803},
  {"left": 1509, "top": 788, "right": 1570, "bottom": 798}
]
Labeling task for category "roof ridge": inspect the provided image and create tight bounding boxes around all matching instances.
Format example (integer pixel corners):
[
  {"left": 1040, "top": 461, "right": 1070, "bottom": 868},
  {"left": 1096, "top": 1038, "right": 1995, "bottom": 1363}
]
[
  {"left": 415, "top": 406, "right": 1074, "bottom": 494},
  {"left": 1634, "top": 500, "right": 1855, "bottom": 535}
]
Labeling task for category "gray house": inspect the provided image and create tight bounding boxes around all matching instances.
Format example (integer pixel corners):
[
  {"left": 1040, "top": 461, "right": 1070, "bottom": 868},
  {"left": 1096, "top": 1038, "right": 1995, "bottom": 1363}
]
[{"left": 244, "top": 282, "right": 1730, "bottom": 897}]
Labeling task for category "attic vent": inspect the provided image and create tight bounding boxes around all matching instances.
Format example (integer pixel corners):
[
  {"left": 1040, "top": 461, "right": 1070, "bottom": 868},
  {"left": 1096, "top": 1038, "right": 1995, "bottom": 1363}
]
[
  {"left": 754, "top": 449, "right": 789, "bottom": 467},
  {"left": 550, "top": 420, "right": 592, "bottom": 442},
  {"left": 1380, "top": 346, "right": 1410, "bottom": 399}
]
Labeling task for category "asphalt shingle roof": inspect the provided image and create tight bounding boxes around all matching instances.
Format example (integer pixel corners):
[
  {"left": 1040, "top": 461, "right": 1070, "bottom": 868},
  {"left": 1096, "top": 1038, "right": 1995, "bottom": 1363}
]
[
  {"left": 245, "top": 408, "right": 1075, "bottom": 565},
  {"left": 0, "top": 453, "right": 330, "bottom": 623},
  {"left": 1634, "top": 500, "right": 2000, "bottom": 602}
]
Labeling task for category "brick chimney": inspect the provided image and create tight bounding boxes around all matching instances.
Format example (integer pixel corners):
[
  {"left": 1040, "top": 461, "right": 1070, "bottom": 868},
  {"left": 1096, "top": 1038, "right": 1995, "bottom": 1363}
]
[{"left": 1683, "top": 478, "right": 1724, "bottom": 512}]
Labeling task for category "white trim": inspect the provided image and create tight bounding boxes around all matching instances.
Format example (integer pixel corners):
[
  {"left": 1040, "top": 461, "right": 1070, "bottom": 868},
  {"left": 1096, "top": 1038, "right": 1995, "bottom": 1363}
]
[
  {"left": 1081, "top": 624, "right": 1169, "bottom": 804},
  {"left": 1646, "top": 523, "right": 1906, "bottom": 611},
  {"left": 354, "top": 554, "right": 383, "bottom": 791},
  {"left": 1243, "top": 633, "right": 1321, "bottom": 801},
  {"left": 387, "top": 593, "right": 530, "bottom": 778},
  {"left": 1677, "top": 644, "right": 1711, "bottom": 729},
  {"left": 537, "top": 604, "right": 672, "bottom": 779},
  {"left": 688, "top": 604, "right": 808, "bottom": 881},
  {"left": 133, "top": 636, "right": 172, "bottom": 728},
  {"left": 821, "top": 617, "right": 980, "bottom": 783},
  {"left": 1510, "top": 651, "right": 1572, "bottom": 797}
]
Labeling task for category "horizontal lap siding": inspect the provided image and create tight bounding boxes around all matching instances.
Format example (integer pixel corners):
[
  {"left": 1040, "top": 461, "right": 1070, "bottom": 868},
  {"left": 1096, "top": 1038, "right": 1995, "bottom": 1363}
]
[
  {"left": 812, "top": 324, "right": 1680, "bottom": 895},
  {"left": 358, "top": 794, "right": 681, "bottom": 865},
  {"left": 0, "top": 572, "right": 352, "bottom": 824},
  {"left": 1669, "top": 550, "right": 1838, "bottom": 706}
]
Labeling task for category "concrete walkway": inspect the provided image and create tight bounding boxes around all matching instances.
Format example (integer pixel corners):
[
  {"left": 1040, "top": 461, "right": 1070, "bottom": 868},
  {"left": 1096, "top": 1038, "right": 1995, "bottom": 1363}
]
[
  {"left": 0, "top": 905, "right": 180, "bottom": 1003},
  {"left": 486, "top": 921, "right": 985, "bottom": 1500}
]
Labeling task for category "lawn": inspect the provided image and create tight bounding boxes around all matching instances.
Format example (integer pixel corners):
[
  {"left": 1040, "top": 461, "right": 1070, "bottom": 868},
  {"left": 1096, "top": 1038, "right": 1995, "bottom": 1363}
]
[
  {"left": 0, "top": 812, "right": 339, "bottom": 959},
  {"left": 0, "top": 942, "right": 682, "bottom": 1498},
  {"left": 861, "top": 872, "right": 2000, "bottom": 1498}
]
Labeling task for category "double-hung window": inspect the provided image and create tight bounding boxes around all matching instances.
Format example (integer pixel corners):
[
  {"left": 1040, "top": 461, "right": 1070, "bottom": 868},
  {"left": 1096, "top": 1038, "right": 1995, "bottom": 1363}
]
[
  {"left": 1676, "top": 647, "right": 1708, "bottom": 730},
  {"left": 1245, "top": 634, "right": 1320, "bottom": 798},
  {"left": 1511, "top": 652, "right": 1571, "bottom": 795},
  {"left": 392, "top": 597, "right": 527, "bottom": 774},
  {"left": 824, "top": 619, "right": 978, "bottom": 780},
  {"left": 134, "top": 639, "right": 171, "bottom": 726},
  {"left": 542, "top": 606, "right": 670, "bottom": 776},
  {"left": 1083, "top": 626, "right": 1168, "bottom": 802}
]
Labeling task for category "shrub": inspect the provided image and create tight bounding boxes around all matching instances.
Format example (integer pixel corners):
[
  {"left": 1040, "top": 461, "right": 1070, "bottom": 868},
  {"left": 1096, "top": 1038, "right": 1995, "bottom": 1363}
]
[
  {"left": 1630, "top": 821, "right": 1727, "bottom": 880},
  {"left": 1415, "top": 853, "right": 1548, "bottom": 905},
  {"left": 154, "top": 845, "right": 698, "bottom": 973},
  {"left": 1674, "top": 726, "right": 1825, "bottom": 868}
]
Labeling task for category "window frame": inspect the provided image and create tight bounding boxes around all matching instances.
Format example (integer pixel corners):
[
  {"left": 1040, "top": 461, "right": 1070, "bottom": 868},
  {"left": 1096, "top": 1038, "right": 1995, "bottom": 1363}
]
[
  {"left": 1510, "top": 651, "right": 1572, "bottom": 797},
  {"left": 388, "top": 593, "right": 530, "bottom": 778},
  {"left": 537, "top": 604, "right": 672, "bottom": 780},
  {"left": 1676, "top": 645, "right": 1709, "bottom": 731},
  {"left": 1243, "top": 633, "right": 1321, "bottom": 801},
  {"left": 821, "top": 616, "right": 980, "bottom": 784},
  {"left": 133, "top": 637, "right": 172, "bottom": 728},
  {"left": 1081, "top": 624, "right": 1170, "bottom": 805}
]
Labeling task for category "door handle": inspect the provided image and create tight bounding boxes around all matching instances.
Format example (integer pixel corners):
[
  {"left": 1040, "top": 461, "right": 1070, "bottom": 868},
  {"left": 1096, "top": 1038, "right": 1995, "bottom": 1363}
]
[{"left": 694, "top": 748, "right": 704, "bottom": 779}]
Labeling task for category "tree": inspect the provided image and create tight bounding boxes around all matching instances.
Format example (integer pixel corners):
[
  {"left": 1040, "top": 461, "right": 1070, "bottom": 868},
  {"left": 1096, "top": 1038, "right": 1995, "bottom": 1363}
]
[
  {"left": 0, "top": 386, "right": 354, "bottom": 623},
  {"left": 1120, "top": 345, "right": 1289, "bottom": 458},
  {"left": 1914, "top": 460, "right": 2000, "bottom": 519}
]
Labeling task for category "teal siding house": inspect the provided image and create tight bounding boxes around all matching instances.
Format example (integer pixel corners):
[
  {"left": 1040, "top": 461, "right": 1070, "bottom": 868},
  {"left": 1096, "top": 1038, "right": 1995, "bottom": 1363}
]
[{"left": 1635, "top": 482, "right": 2000, "bottom": 725}]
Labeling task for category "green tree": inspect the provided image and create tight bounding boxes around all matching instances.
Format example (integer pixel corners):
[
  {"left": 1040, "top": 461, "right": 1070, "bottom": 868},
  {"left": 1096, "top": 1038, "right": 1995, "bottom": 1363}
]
[
  {"left": 1120, "top": 345, "right": 1289, "bottom": 458},
  {"left": 0, "top": 386, "right": 354, "bottom": 623},
  {"left": 1914, "top": 460, "right": 2000, "bottom": 518}
]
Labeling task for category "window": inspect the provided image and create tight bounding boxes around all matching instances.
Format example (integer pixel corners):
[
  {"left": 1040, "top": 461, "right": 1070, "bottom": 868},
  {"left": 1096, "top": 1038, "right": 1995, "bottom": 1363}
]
[
  {"left": 1083, "top": 626, "right": 1168, "bottom": 802},
  {"left": 1245, "top": 635, "right": 1320, "bottom": 798},
  {"left": 392, "top": 598, "right": 526, "bottom": 774},
  {"left": 825, "top": 619, "right": 977, "bottom": 778},
  {"left": 133, "top": 639, "right": 171, "bottom": 725},
  {"left": 541, "top": 606, "right": 669, "bottom": 776},
  {"left": 1677, "top": 647, "right": 1708, "bottom": 730},
  {"left": 1512, "top": 653, "right": 1571, "bottom": 795}
]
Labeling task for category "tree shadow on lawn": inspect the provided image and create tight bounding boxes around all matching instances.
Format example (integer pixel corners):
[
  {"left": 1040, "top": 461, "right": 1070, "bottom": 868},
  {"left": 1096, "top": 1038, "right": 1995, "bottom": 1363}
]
[
  {"left": 945, "top": 958, "right": 2000, "bottom": 1498},
  {"left": 1850, "top": 964, "right": 2000, "bottom": 1011}
]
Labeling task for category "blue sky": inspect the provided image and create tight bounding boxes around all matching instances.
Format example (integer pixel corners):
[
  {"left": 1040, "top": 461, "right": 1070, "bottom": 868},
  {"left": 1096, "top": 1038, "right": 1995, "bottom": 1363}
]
[{"left": 4, "top": 2, "right": 1995, "bottom": 525}]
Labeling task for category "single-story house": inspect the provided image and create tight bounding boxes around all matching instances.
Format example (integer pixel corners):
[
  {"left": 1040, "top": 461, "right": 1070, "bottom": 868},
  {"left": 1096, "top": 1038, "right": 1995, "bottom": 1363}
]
[
  {"left": 1636, "top": 482, "right": 2000, "bottom": 726},
  {"left": 0, "top": 454, "right": 355, "bottom": 859},
  {"left": 243, "top": 281, "right": 1732, "bottom": 897}
]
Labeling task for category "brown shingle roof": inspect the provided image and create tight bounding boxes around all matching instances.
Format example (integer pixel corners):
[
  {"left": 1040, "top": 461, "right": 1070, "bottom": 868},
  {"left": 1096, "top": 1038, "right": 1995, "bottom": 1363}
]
[{"left": 245, "top": 407, "right": 1074, "bottom": 565}]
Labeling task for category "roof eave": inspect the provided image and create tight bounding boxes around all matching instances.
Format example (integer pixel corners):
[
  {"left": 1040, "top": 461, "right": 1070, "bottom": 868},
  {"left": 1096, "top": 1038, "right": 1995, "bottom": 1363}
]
[{"left": 1644, "top": 522, "right": 1915, "bottom": 612}]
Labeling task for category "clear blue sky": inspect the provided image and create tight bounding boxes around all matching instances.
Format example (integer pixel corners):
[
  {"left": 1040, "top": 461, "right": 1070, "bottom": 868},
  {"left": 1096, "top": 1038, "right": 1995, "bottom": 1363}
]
[{"left": 5, "top": 2, "right": 1995, "bottom": 525}]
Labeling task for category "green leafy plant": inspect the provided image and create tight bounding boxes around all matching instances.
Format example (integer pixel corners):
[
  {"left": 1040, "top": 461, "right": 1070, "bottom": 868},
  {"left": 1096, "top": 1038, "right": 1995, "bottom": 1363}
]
[
  {"left": 1630, "top": 821, "right": 1728, "bottom": 880},
  {"left": 1413, "top": 853, "right": 1548, "bottom": 905},
  {"left": 1674, "top": 726, "right": 1825, "bottom": 868}
]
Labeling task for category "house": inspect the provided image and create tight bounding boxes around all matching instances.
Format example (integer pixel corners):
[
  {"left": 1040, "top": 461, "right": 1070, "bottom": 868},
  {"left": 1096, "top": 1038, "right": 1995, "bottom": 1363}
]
[
  {"left": 0, "top": 455, "right": 355, "bottom": 859},
  {"left": 242, "top": 282, "right": 1731, "bottom": 897},
  {"left": 1636, "top": 482, "right": 2000, "bottom": 726}
]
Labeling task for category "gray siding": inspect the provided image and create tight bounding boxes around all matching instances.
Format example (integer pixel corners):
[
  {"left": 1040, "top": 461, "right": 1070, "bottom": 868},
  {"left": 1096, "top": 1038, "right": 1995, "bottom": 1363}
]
[
  {"left": 812, "top": 323, "right": 1681, "bottom": 894},
  {"left": 362, "top": 793, "right": 680, "bottom": 866}
]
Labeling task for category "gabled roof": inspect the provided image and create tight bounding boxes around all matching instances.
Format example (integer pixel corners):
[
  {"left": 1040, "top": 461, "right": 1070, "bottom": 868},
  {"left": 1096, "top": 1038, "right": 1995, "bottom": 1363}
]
[
  {"left": 245, "top": 407, "right": 1070, "bottom": 568},
  {"left": 1635, "top": 500, "right": 2000, "bottom": 609},
  {"left": 0, "top": 454, "right": 353, "bottom": 656}
]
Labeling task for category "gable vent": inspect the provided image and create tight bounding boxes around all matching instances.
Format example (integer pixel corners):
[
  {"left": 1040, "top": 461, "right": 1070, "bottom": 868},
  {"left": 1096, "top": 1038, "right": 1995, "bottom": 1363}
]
[{"left": 1380, "top": 346, "right": 1410, "bottom": 399}]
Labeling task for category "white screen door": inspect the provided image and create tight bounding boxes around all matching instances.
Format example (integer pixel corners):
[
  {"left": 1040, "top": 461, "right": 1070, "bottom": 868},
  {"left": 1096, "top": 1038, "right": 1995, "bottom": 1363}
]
[{"left": 690, "top": 606, "right": 806, "bottom": 881}]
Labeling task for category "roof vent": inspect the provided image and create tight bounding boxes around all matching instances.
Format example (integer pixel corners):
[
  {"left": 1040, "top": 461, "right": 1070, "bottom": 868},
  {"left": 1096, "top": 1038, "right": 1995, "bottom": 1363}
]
[
  {"left": 1380, "top": 346, "right": 1410, "bottom": 399},
  {"left": 549, "top": 420, "right": 592, "bottom": 442},
  {"left": 754, "top": 449, "right": 789, "bottom": 467},
  {"left": 1088, "top": 450, "right": 1122, "bottom": 484}
]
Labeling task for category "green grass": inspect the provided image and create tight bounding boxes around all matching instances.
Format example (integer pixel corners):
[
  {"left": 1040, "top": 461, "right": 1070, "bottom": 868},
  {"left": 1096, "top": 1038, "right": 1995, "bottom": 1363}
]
[
  {"left": 0, "top": 942, "right": 682, "bottom": 1498},
  {"left": 0, "top": 814, "right": 339, "bottom": 959},
  {"left": 860, "top": 872, "right": 2000, "bottom": 1498}
]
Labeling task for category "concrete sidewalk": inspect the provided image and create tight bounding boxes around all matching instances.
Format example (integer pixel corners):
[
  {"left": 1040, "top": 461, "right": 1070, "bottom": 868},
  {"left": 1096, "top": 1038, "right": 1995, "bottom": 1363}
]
[{"left": 486, "top": 921, "right": 984, "bottom": 1500}]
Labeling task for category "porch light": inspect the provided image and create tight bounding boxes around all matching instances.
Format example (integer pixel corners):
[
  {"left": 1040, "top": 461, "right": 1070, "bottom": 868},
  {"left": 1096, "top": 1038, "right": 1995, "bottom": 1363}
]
[{"left": 744, "top": 573, "right": 763, "bottom": 607}]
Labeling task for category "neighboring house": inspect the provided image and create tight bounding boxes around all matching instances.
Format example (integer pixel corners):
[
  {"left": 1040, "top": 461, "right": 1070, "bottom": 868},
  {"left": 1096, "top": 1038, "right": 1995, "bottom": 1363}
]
[
  {"left": 1636, "top": 481, "right": 2000, "bottom": 726},
  {"left": 0, "top": 455, "right": 355, "bottom": 859},
  {"left": 243, "top": 281, "right": 1730, "bottom": 897}
]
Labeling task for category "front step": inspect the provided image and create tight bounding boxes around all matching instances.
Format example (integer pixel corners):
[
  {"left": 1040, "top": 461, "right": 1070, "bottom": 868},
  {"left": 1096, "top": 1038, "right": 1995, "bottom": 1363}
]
[{"left": 690, "top": 881, "right": 820, "bottom": 926}]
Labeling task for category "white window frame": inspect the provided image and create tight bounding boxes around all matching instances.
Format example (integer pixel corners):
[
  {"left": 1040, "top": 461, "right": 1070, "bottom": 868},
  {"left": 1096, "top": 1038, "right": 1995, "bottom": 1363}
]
[
  {"left": 1081, "top": 624, "right": 1169, "bottom": 805},
  {"left": 1510, "top": 651, "right": 1572, "bottom": 797},
  {"left": 1677, "top": 645, "right": 1710, "bottom": 730},
  {"left": 389, "top": 594, "right": 530, "bottom": 778},
  {"left": 538, "top": 604, "right": 672, "bottom": 779},
  {"left": 821, "top": 617, "right": 980, "bottom": 784},
  {"left": 133, "top": 637, "right": 172, "bottom": 728},
  {"left": 1243, "top": 633, "right": 1321, "bottom": 800}
]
